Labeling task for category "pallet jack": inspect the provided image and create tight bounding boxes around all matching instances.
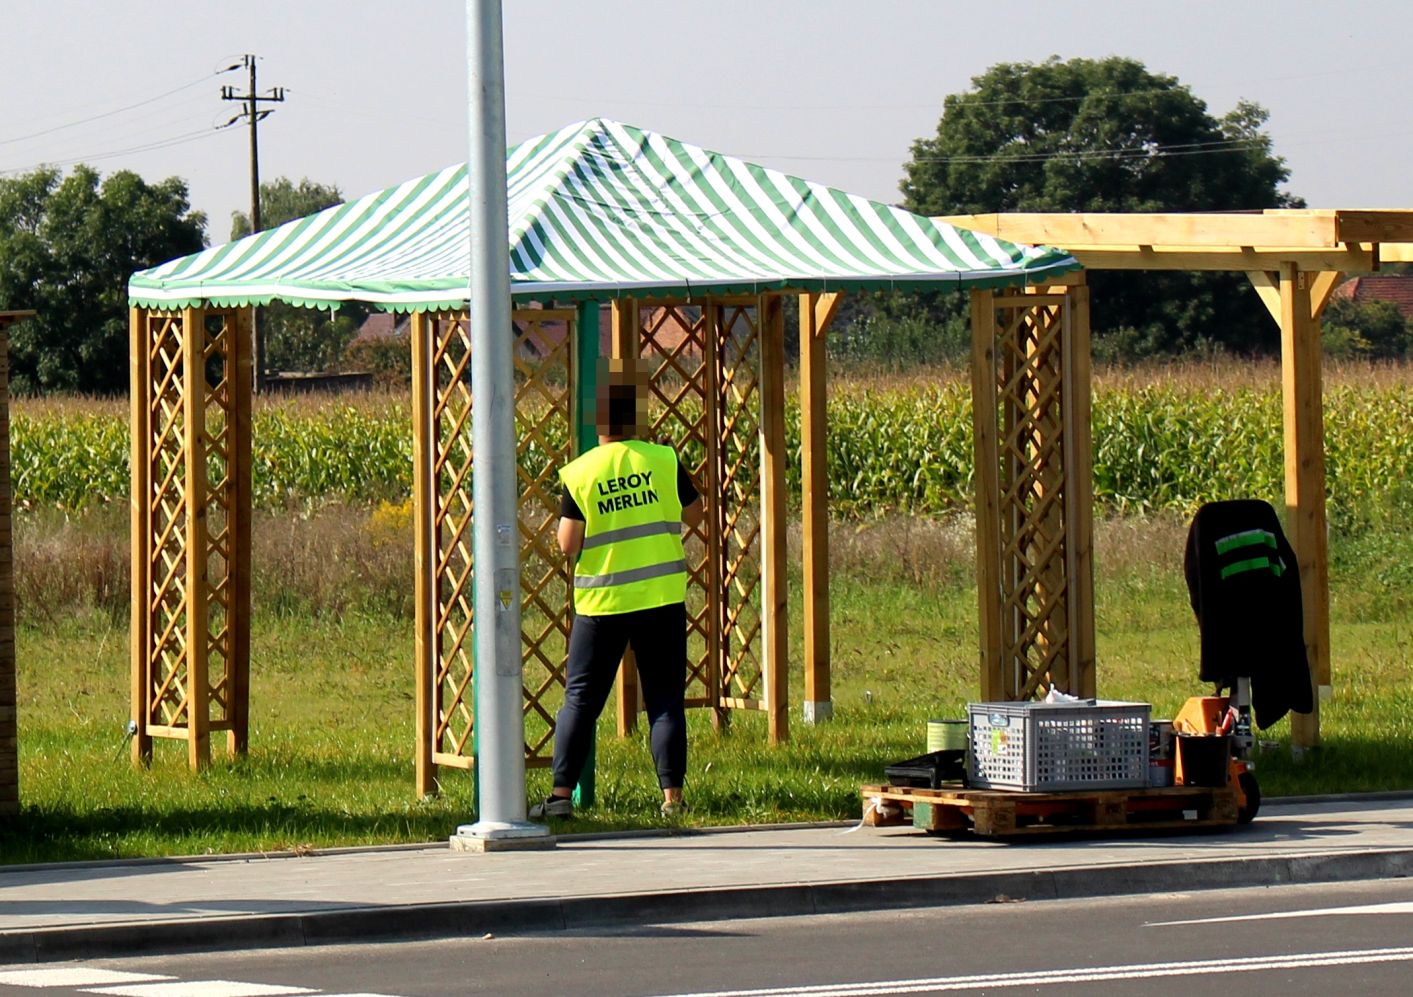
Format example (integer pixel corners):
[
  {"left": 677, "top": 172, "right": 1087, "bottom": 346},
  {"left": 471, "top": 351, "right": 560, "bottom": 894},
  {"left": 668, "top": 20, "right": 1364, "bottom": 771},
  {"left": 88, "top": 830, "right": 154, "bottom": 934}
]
[{"left": 1172, "top": 676, "right": 1260, "bottom": 823}]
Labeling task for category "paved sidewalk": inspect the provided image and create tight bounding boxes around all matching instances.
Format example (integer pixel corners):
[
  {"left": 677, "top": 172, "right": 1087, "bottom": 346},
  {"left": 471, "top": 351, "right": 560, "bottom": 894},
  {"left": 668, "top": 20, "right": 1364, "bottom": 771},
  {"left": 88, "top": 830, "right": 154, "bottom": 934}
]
[{"left": 3, "top": 796, "right": 1413, "bottom": 963}]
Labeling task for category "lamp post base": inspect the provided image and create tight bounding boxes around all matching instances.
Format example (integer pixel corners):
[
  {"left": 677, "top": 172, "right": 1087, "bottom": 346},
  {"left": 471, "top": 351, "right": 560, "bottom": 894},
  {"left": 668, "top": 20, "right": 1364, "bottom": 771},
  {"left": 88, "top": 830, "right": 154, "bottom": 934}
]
[{"left": 450, "top": 821, "right": 555, "bottom": 852}]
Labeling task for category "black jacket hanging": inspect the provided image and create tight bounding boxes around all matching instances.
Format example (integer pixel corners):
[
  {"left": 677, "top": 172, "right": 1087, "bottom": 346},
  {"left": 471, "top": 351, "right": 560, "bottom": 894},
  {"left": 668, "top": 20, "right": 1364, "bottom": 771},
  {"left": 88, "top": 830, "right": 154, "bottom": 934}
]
[{"left": 1182, "top": 499, "right": 1314, "bottom": 729}]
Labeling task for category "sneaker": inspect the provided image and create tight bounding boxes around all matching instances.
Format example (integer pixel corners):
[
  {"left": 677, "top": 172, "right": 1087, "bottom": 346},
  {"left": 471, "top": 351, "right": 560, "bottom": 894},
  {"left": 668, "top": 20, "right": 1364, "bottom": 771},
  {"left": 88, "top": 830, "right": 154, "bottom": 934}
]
[
  {"left": 529, "top": 795, "right": 573, "bottom": 820},
  {"left": 660, "top": 799, "right": 689, "bottom": 818}
]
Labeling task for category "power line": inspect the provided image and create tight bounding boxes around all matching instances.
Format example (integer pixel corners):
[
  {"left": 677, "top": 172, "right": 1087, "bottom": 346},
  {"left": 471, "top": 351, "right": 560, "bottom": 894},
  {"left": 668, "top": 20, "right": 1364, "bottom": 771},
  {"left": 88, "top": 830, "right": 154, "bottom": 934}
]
[
  {"left": 0, "top": 121, "right": 238, "bottom": 175},
  {"left": 0, "top": 71, "right": 229, "bottom": 148}
]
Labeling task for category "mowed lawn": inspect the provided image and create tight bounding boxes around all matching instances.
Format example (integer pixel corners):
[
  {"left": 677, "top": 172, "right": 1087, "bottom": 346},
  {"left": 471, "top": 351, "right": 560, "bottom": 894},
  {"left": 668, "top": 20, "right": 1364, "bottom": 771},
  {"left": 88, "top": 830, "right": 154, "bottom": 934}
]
[{"left": 6, "top": 509, "right": 1413, "bottom": 864}]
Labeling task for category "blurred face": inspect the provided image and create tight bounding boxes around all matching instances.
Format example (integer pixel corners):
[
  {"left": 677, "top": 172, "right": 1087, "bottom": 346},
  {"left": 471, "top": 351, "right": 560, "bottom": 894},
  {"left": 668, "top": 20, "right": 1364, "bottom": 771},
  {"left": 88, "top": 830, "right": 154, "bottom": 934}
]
[{"left": 595, "top": 357, "right": 649, "bottom": 437}]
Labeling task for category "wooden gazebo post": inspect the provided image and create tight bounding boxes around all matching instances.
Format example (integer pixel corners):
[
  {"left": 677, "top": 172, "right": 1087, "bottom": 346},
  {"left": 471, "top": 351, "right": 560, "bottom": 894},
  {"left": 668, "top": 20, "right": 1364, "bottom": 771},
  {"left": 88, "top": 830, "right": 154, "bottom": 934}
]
[
  {"left": 798, "top": 292, "right": 841, "bottom": 724},
  {"left": 759, "top": 294, "right": 788, "bottom": 743},
  {"left": 1278, "top": 265, "right": 1329, "bottom": 750}
]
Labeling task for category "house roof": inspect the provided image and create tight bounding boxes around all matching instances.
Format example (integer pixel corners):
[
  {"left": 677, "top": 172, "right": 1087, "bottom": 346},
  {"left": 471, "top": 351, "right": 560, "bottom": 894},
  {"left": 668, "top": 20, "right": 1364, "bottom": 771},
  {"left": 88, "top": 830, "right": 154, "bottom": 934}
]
[{"left": 1331, "top": 275, "right": 1413, "bottom": 320}]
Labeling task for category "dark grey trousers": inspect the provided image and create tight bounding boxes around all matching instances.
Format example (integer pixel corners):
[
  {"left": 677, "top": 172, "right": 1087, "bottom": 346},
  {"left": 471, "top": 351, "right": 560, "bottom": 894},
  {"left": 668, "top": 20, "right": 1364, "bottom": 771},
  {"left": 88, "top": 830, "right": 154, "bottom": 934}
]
[{"left": 552, "top": 602, "right": 688, "bottom": 791}]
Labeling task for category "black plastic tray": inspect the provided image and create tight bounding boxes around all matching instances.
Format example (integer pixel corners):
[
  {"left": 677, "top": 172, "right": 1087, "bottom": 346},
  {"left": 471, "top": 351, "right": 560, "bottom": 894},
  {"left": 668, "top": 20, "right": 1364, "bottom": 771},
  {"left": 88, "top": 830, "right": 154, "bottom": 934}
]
[{"left": 884, "top": 748, "right": 967, "bottom": 789}]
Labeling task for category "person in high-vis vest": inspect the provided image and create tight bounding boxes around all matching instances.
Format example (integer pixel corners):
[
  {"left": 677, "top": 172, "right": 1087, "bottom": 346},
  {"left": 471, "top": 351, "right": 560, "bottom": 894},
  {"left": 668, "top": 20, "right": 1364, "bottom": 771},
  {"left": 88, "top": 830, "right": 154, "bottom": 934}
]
[{"left": 531, "top": 361, "right": 704, "bottom": 820}]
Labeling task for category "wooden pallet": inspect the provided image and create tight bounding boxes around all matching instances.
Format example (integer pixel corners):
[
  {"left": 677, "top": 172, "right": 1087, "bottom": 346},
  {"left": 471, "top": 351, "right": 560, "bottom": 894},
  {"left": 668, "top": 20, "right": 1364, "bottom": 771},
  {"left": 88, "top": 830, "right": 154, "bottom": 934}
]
[{"left": 860, "top": 782, "right": 1241, "bottom": 837}]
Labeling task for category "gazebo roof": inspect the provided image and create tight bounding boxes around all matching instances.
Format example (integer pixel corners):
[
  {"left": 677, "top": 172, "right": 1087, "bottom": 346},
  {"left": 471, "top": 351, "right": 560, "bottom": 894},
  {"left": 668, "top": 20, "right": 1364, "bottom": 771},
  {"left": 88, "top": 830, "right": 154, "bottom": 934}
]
[{"left": 130, "top": 118, "right": 1077, "bottom": 312}]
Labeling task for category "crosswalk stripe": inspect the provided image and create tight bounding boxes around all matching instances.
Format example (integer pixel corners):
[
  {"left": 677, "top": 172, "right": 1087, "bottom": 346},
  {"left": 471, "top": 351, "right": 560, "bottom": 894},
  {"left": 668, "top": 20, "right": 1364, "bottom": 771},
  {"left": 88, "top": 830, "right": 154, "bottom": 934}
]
[
  {"left": 85, "top": 982, "right": 315, "bottom": 997},
  {"left": 0, "top": 969, "right": 172, "bottom": 988}
]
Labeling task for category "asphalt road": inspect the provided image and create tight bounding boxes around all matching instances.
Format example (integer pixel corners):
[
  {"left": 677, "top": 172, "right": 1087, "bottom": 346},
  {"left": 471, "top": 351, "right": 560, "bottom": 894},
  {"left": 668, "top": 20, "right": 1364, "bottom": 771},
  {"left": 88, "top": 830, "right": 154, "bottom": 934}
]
[{"left": 6, "top": 877, "right": 1413, "bottom": 995}]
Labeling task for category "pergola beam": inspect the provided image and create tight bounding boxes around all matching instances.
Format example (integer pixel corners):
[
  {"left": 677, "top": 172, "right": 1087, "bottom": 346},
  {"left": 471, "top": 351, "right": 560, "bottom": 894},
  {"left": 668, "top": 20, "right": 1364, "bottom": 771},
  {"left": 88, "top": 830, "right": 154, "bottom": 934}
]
[
  {"left": 946, "top": 209, "right": 1413, "bottom": 250},
  {"left": 947, "top": 212, "right": 1349, "bottom": 248},
  {"left": 1065, "top": 247, "right": 1373, "bottom": 273},
  {"left": 1376, "top": 243, "right": 1413, "bottom": 263},
  {"left": 941, "top": 210, "right": 1405, "bottom": 272}
]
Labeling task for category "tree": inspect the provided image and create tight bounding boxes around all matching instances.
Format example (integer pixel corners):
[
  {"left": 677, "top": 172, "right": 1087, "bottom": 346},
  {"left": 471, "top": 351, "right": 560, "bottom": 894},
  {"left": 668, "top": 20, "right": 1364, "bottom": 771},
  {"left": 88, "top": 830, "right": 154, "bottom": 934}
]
[
  {"left": 900, "top": 56, "right": 1302, "bottom": 357},
  {"left": 1321, "top": 298, "right": 1411, "bottom": 360},
  {"left": 230, "top": 176, "right": 343, "bottom": 240},
  {"left": 0, "top": 166, "right": 206, "bottom": 394},
  {"left": 230, "top": 176, "right": 367, "bottom": 374}
]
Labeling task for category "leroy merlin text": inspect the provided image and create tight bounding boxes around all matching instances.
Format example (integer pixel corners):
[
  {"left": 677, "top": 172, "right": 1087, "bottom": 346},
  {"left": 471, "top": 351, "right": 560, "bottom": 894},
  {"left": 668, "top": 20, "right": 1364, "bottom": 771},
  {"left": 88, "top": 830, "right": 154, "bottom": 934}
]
[{"left": 596, "top": 471, "right": 659, "bottom": 514}]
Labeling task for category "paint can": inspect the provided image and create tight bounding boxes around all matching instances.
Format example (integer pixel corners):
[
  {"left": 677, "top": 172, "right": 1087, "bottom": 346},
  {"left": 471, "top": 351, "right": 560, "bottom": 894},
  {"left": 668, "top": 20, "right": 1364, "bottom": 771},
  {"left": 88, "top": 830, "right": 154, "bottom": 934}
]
[{"left": 1148, "top": 720, "right": 1175, "bottom": 787}]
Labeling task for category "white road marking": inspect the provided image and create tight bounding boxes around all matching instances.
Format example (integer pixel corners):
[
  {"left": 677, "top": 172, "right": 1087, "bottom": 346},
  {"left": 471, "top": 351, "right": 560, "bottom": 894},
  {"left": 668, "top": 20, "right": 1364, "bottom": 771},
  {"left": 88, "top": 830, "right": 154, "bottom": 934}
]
[
  {"left": 1150, "top": 900, "right": 1413, "bottom": 926},
  {"left": 85, "top": 983, "right": 315, "bottom": 997},
  {"left": 651, "top": 945, "right": 1413, "bottom": 995},
  {"left": 0, "top": 969, "right": 171, "bottom": 988}
]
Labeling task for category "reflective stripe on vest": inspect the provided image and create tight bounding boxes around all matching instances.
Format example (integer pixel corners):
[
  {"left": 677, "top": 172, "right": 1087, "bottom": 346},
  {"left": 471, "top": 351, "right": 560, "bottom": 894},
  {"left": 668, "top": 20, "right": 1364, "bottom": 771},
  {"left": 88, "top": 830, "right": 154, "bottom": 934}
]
[{"left": 559, "top": 440, "right": 687, "bottom": 615}]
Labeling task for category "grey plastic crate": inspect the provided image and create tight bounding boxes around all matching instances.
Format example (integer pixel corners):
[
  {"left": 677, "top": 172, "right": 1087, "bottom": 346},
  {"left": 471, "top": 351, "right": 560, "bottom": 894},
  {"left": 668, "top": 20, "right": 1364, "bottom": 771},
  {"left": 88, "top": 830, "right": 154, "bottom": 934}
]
[{"left": 967, "top": 700, "right": 1151, "bottom": 791}]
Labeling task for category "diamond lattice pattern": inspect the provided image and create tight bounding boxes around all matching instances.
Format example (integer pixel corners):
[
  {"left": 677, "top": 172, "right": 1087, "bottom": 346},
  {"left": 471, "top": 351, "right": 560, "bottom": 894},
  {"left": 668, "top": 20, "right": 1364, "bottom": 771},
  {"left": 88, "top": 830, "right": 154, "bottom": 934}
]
[{"left": 994, "top": 297, "right": 1070, "bottom": 700}]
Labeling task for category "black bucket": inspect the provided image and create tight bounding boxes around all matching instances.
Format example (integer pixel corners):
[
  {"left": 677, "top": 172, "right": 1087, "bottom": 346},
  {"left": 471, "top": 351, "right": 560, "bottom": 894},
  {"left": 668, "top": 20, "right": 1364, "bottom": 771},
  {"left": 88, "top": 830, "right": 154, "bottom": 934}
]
[{"left": 1177, "top": 733, "right": 1232, "bottom": 787}]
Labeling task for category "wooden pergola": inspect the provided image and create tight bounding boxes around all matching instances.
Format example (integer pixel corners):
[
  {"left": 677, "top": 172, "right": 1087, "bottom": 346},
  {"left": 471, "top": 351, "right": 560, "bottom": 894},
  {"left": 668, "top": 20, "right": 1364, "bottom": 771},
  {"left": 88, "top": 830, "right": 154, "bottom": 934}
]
[
  {"left": 0, "top": 310, "right": 31, "bottom": 816},
  {"left": 945, "top": 209, "right": 1413, "bottom": 749}
]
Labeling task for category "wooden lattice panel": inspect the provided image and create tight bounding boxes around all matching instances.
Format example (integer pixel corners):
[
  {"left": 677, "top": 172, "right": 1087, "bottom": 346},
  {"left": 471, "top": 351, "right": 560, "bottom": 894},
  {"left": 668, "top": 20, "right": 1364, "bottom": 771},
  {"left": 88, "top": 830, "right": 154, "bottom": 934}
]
[
  {"left": 200, "top": 313, "right": 236, "bottom": 738},
  {"left": 417, "top": 310, "right": 574, "bottom": 780},
  {"left": 130, "top": 308, "right": 250, "bottom": 768},
  {"left": 143, "top": 311, "right": 192, "bottom": 734},
  {"left": 973, "top": 291, "right": 1089, "bottom": 701},
  {"left": 422, "top": 312, "right": 477, "bottom": 773},
  {"left": 637, "top": 303, "right": 714, "bottom": 707},
  {"left": 711, "top": 304, "right": 764, "bottom": 714},
  {"left": 633, "top": 299, "right": 764, "bottom": 721},
  {"left": 513, "top": 312, "right": 574, "bottom": 763}
]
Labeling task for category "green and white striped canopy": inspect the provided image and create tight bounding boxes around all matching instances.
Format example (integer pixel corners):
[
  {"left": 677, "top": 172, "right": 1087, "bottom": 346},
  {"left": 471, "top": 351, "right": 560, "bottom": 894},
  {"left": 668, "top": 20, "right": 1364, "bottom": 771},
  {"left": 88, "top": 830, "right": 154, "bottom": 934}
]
[{"left": 130, "top": 118, "right": 1078, "bottom": 311}]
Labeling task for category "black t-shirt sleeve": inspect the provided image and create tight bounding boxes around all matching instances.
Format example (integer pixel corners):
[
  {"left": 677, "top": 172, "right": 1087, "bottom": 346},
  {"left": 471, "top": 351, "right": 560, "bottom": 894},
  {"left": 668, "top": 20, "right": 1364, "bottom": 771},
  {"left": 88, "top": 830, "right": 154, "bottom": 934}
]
[
  {"left": 677, "top": 461, "right": 700, "bottom": 507},
  {"left": 560, "top": 488, "right": 584, "bottom": 521}
]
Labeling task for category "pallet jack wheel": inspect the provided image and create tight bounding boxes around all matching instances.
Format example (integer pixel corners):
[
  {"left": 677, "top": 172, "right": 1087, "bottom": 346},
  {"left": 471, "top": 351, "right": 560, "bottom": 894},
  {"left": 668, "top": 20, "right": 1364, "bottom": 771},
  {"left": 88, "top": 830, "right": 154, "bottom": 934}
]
[{"left": 1237, "top": 769, "right": 1261, "bottom": 823}]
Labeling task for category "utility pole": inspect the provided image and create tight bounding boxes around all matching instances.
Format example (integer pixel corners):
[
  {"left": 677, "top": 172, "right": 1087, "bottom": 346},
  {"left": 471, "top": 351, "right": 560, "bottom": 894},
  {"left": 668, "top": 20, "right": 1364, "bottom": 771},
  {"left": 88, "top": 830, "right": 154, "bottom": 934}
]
[{"left": 222, "top": 54, "right": 285, "bottom": 393}]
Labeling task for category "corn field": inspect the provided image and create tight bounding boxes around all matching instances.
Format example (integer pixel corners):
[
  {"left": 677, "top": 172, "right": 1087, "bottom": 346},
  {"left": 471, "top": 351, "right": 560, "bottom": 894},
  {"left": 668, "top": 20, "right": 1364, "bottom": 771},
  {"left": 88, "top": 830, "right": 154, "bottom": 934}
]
[{"left": 11, "top": 377, "right": 1413, "bottom": 524}]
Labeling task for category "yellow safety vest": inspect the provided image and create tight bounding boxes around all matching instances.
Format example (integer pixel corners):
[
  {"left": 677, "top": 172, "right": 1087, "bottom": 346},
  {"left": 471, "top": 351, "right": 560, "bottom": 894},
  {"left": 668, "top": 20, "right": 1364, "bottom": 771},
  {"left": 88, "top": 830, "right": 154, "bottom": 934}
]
[{"left": 559, "top": 440, "right": 687, "bottom": 615}]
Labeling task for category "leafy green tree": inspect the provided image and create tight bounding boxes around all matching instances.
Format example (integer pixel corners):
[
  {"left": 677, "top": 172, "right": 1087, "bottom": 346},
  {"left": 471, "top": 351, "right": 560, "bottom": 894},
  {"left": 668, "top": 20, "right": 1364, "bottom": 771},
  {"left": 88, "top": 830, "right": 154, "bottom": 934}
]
[
  {"left": 232, "top": 177, "right": 369, "bottom": 373},
  {"left": 0, "top": 166, "right": 206, "bottom": 394},
  {"left": 1321, "top": 297, "right": 1410, "bottom": 360},
  {"left": 900, "top": 56, "right": 1301, "bottom": 358},
  {"left": 230, "top": 176, "right": 343, "bottom": 240}
]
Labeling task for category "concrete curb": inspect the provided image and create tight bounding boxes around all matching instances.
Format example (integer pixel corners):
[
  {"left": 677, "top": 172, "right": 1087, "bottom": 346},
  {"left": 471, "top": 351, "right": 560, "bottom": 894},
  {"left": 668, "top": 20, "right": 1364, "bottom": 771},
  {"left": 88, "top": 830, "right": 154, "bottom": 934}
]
[
  {"left": 4, "top": 846, "right": 1412, "bottom": 965},
  {"left": 0, "top": 822, "right": 858, "bottom": 878},
  {"left": 4, "top": 793, "right": 1410, "bottom": 877}
]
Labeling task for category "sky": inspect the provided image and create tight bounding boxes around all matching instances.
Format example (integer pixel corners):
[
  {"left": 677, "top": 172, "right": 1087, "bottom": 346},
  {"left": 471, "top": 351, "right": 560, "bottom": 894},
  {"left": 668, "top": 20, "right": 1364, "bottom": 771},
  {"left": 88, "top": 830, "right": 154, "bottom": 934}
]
[{"left": 3, "top": 1, "right": 1410, "bottom": 246}]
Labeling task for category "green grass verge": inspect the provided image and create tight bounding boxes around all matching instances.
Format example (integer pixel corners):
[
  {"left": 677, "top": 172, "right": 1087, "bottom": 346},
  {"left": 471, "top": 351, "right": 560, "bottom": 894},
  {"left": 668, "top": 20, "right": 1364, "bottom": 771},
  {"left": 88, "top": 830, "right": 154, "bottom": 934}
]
[{"left": 6, "top": 514, "right": 1413, "bottom": 865}]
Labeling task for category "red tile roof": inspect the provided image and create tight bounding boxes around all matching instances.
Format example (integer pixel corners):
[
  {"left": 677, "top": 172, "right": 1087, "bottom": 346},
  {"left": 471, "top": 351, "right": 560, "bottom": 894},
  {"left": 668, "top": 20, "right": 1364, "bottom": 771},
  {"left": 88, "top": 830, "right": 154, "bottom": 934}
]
[{"left": 1331, "top": 275, "right": 1413, "bottom": 320}]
